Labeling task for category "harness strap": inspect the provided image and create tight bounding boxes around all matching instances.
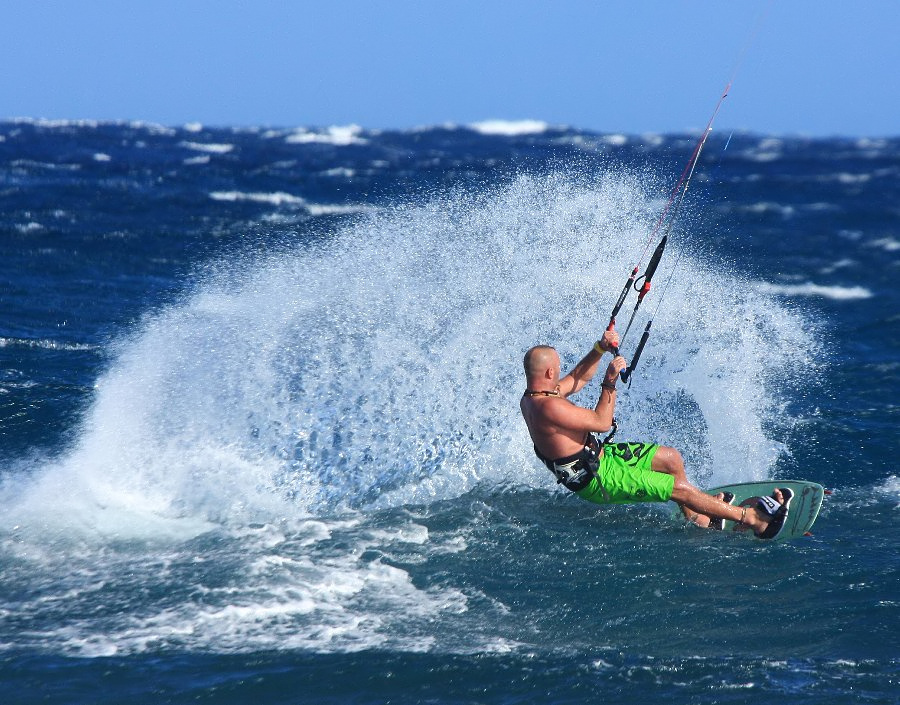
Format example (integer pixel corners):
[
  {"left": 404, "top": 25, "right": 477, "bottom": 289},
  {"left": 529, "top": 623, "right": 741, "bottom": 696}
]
[{"left": 534, "top": 434, "right": 611, "bottom": 500}]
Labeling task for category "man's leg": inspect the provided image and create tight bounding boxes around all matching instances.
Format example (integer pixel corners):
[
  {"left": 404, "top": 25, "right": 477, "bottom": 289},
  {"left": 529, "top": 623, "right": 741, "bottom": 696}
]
[
  {"left": 651, "top": 446, "right": 777, "bottom": 534},
  {"left": 649, "top": 446, "right": 718, "bottom": 525}
]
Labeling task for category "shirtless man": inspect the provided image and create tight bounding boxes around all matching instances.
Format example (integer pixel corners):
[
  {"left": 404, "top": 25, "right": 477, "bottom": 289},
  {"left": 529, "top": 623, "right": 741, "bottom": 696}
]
[{"left": 520, "top": 331, "right": 791, "bottom": 538}]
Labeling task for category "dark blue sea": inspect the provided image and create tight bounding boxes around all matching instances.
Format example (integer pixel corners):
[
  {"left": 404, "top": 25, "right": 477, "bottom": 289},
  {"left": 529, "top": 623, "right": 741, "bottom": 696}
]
[{"left": 0, "top": 119, "right": 897, "bottom": 704}]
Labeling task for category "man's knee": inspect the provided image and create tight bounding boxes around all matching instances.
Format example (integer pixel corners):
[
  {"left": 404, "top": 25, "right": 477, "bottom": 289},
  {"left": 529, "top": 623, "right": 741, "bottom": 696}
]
[{"left": 652, "top": 445, "right": 685, "bottom": 474}]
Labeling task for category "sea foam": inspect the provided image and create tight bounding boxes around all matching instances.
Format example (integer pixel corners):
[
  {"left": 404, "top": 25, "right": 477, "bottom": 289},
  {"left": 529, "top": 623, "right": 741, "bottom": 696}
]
[
  {"left": 285, "top": 125, "right": 366, "bottom": 146},
  {"left": 754, "top": 281, "right": 873, "bottom": 300},
  {"left": 180, "top": 141, "right": 234, "bottom": 154},
  {"left": 468, "top": 119, "right": 550, "bottom": 136}
]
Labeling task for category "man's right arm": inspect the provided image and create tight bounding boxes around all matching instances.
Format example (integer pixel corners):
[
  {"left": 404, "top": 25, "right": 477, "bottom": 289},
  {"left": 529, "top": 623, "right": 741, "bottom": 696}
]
[{"left": 541, "top": 356, "right": 624, "bottom": 435}]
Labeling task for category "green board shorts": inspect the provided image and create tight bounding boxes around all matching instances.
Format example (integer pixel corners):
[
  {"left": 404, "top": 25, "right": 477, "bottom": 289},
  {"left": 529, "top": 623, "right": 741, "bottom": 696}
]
[{"left": 575, "top": 441, "right": 674, "bottom": 505}]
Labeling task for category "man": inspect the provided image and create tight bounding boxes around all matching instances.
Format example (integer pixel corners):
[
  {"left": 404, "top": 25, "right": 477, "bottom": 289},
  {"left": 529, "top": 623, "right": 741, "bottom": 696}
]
[{"left": 520, "top": 331, "right": 791, "bottom": 538}]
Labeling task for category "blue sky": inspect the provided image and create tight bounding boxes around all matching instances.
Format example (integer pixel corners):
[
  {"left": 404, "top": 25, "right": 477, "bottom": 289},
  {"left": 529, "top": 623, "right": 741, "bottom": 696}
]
[{"left": 3, "top": 1, "right": 897, "bottom": 136}]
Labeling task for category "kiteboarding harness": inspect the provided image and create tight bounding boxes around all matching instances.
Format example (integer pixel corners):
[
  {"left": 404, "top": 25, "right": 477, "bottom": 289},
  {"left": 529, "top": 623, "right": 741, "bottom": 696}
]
[{"left": 533, "top": 432, "right": 603, "bottom": 493}]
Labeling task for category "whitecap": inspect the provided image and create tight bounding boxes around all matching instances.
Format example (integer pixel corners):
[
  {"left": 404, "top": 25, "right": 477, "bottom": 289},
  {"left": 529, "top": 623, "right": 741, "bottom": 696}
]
[
  {"left": 285, "top": 125, "right": 366, "bottom": 146},
  {"left": 804, "top": 202, "right": 841, "bottom": 213},
  {"left": 130, "top": 121, "right": 177, "bottom": 136},
  {"left": 855, "top": 137, "right": 889, "bottom": 150},
  {"left": 836, "top": 172, "right": 872, "bottom": 184},
  {"left": 207, "top": 190, "right": 364, "bottom": 216},
  {"left": 601, "top": 134, "right": 628, "bottom": 146},
  {"left": 640, "top": 133, "right": 665, "bottom": 147},
  {"left": 0, "top": 337, "right": 96, "bottom": 351},
  {"left": 209, "top": 190, "right": 306, "bottom": 207},
  {"left": 11, "top": 159, "right": 80, "bottom": 172},
  {"left": 819, "top": 258, "right": 856, "bottom": 275},
  {"left": 406, "top": 123, "right": 458, "bottom": 134},
  {"left": 740, "top": 138, "right": 784, "bottom": 163},
  {"left": 876, "top": 475, "right": 900, "bottom": 504},
  {"left": 741, "top": 202, "right": 795, "bottom": 218},
  {"left": 753, "top": 282, "right": 873, "bottom": 300},
  {"left": 180, "top": 141, "right": 234, "bottom": 155},
  {"left": 744, "top": 151, "right": 782, "bottom": 163},
  {"left": 867, "top": 237, "right": 900, "bottom": 252},
  {"left": 7, "top": 118, "right": 177, "bottom": 136},
  {"left": 467, "top": 119, "right": 549, "bottom": 136},
  {"left": 9, "top": 117, "right": 101, "bottom": 129},
  {"left": 322, "top": 167, "right": 356, "bottom": 178}
]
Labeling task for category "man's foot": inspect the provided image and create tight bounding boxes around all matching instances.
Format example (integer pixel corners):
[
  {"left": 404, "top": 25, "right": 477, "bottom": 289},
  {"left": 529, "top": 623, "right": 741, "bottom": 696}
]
[
  {"left": 735, "top": 488, "right": 794, "bottom": 539},
  {"left": 754, "top": 487, "right": 794, "bottom": 539}
]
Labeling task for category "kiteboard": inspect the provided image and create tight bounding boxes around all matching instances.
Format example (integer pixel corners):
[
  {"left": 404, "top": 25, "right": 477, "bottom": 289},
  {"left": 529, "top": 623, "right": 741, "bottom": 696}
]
[{"left": 704, "top": 480, "right": 825, "bottom": 541}]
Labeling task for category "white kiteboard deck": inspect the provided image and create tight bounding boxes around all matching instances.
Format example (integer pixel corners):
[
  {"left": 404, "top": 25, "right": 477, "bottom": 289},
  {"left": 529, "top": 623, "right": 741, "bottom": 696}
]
[{"left": 704, "top": 480, "right": 825, "bottom": 541}]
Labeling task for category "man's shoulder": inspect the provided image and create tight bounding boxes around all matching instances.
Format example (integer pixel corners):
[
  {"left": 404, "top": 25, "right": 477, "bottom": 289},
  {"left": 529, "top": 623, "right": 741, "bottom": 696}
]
[{"left": 528, "top": 395, "right": 578, "bottom": 419}]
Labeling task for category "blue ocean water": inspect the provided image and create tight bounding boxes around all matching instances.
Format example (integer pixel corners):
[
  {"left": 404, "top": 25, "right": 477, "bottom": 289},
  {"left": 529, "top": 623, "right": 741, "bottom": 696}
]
[{"left": 0, "top": 119, "right": 897, "bottom": 704}]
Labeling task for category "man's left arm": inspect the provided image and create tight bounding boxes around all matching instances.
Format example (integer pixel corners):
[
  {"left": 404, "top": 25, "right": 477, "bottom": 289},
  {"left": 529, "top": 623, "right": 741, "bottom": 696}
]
[{"left": 558, "top": 330, "right": 619, "bottom": 397}]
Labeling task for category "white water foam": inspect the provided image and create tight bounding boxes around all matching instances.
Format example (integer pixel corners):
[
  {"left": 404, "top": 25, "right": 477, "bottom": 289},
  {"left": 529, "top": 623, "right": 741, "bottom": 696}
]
[
  {"left": 876, "top": 475, "right": 900, "bottom": 507},
  {"left": 868, "top": 237, "right": 900, "bottom": 253},
  {"left": 0, "top": 337, "right": 97, "bottom": 352},
  {"left": 180, "top": 141, "right": 235, "bottom": 154},
  {"left": 208, "top": 190, "right": 372, "bottom": 217},
  {"left": 285, "top": 125, "right": 366, "bottom": 146},
  {"left": 0, "top": 170, "right": 820, "bottom": 656},
  {"left": 754, "top": 281, "right": 873, "bottom": 301},
  {"left": 7, "top": 117, "right": 177, "bottom": 136},
  {"left": 468, "top": 120, "right": 550, "bottom": 136},
  {"left": 209, "top": 190, "right": 306, "bottom": 207}
]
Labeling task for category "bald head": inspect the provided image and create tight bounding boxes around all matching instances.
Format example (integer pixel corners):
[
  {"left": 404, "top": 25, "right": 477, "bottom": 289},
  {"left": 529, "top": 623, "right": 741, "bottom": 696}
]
[{"left": 523, "top": 345, "right": 560, "bottom": 384}]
